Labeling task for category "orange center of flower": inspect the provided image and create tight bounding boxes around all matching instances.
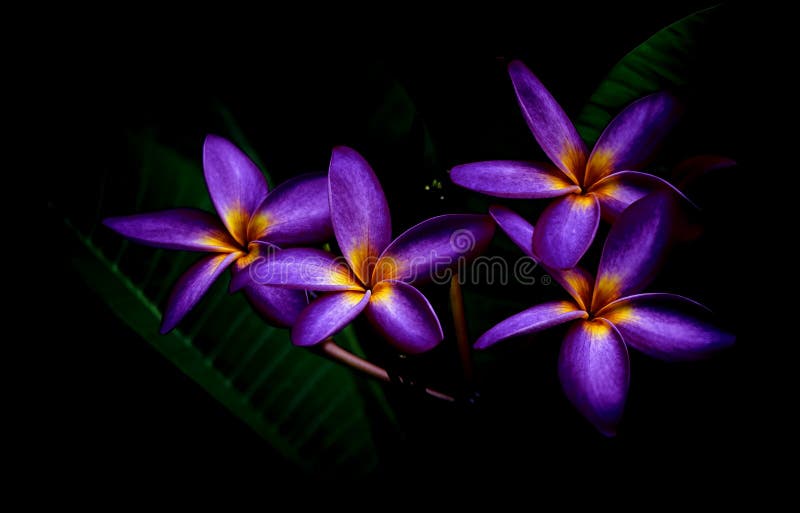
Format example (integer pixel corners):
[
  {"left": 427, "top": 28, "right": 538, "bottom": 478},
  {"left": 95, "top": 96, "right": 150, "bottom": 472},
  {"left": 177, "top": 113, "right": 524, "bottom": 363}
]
[{"left": 234, "top": 241, "right": 271, "bottom": 271}]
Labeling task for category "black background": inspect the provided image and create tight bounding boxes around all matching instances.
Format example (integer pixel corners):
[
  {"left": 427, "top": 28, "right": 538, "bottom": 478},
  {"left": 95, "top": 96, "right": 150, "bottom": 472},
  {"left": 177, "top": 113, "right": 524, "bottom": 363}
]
[{"left": 50, "top": 2, "right": 749, "bottom": 487}]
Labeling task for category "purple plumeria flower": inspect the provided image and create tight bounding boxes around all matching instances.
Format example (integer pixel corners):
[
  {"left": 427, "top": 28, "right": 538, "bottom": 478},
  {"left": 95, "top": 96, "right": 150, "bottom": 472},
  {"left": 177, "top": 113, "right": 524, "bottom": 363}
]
[
  {"left": 245, "top": 146, "right": 495, "bottom": 353},
  {"left": 477, "top": 193, "right": 734, "bottom": 436},
  {"left": 104, "top": 135, "right": 332, "bottom": 333},
  {"left": 451, "top": 60, "right": 687, "bottom": 269}
]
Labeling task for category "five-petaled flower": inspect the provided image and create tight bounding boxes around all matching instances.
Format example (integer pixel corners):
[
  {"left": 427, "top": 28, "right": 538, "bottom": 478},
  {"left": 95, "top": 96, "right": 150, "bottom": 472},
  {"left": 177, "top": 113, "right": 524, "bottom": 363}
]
[
  {"left": 476, "top": 193, "right": 734, "bottom": 435},
  {"left": 245, "top": 146, "right": 495, "bottom": 353},
  {"left": 104, "top": 135, "right": 332, "bottom": 332},
  {"left": 451, "top": 60, "right": 687, "bottom": 269}
]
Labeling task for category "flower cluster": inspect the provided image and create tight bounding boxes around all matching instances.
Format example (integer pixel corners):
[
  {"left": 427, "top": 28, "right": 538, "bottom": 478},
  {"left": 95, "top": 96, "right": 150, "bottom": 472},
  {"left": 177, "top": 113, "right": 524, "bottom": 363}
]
[{"left": 105, "top": 60, "right": 733, "bottom": 435}]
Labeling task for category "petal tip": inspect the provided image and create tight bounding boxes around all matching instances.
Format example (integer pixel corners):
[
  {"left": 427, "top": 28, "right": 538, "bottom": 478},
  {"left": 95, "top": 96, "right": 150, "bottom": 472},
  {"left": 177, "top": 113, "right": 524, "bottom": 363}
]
[
  {"left": 448, "top": 164, "right": 468, "bottom": 183},
  {"left": 101, "top": 216, "right": 121, "bottom": 231},
  {"left": 636, "top": 90, "right": 682, "bottom": 115},
  {"left": 159, "top": 319, "right": 176, "bottom": 335},
  {"left": 331, "top": 145, "right": 359, "bottom": 160},
  {"left": 487, "top": 204, "right": 504, "bottom": 216},
  {"left": 487, "top": 205, "right": 512, "bottom": 226},
  {"left": 291, "top": 331, "right": 324, "bottom": 347},
  {"left": 474, "top": 329, "right": 503, "bottom": 350},
  {"left": 536, "top": 243, "right": 585, "bottom": 270},
  {"left": 597, "top": 424, "right": 619, "bottom": 437},
  {"left": 543, "top": 254, "right": 580, "bottom": 271},
  {"left": 203, "top": 133, "right": 228, "bottom": 151},
  {"left": 407, "top": 330, "right": 443, "bottom": 354},
  {"left": 400, "top": 335, "right": 442, "bottom": 355},
  {"left": 473, "top": 337, "right": 491, "bottom": 351},
  {"left": 507, "top": 59, "right": 527, "bottom": 75},
  {"left": 714, "top": 332, "right": 736, "bottom": 353}
]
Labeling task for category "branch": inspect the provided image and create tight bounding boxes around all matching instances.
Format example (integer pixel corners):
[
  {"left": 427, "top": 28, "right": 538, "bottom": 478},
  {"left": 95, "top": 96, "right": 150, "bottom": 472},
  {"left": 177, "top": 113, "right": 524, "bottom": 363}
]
[{"left": 317, "top": 339, "right": 455, "bottom": 402}]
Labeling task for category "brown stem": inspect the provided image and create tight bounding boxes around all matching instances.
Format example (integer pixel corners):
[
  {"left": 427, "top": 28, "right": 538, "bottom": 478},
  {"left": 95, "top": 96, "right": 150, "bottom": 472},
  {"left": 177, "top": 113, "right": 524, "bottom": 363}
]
[
  {"left": 319, "top": 338, "right": 389, "bottom": 382},
  {"left": 450, "top": 273, "right": 474, "bottom": 383},
  {"left": 318, "top": 339, "right": 455, "bottom": 402}
]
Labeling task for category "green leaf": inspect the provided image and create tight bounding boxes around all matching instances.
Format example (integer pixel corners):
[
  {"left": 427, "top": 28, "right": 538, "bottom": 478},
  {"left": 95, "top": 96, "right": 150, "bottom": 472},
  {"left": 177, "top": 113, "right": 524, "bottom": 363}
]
[
  {"left": 575, "top": 6, "right": 720, "bottom": 145},
  {"left": 368, "top": 78, "right": 417, "bottom": 144},
  {"left": 367, "top": 63, "right": 439, "bottom": 170},
  {"left": 69, "top": 132, "right": 394, "bottom": 474}
]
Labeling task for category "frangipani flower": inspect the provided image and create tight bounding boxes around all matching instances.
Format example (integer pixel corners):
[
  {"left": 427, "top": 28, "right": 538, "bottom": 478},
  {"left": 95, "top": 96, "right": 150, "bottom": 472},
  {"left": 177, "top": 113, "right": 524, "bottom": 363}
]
[
  {"left": 104, "top": 135, "right": 332, "bottom": 332},
  {"left": 452, "top": 60, "right": 686, "bottom": 269},
  {"left": 476, "top": 193, "right": 734, "bottom": 435},
  {"left": 246, "top": 146, "right": 495, "bottom": 353}
]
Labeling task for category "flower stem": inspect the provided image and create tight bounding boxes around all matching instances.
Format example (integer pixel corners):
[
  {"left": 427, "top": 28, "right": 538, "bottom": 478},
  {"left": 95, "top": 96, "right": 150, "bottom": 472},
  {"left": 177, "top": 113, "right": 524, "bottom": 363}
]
[
  {"left": 317, "top": 339, "right": 455, "bottom": 402},
  {"left": 449, "top": 273, "right": 474, "bottom": 383}
]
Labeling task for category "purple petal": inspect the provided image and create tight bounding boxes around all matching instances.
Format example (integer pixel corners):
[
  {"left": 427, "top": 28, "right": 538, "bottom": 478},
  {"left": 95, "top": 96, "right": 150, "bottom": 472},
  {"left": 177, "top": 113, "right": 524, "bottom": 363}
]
[
  {"left": 160, "top": 252, "right": 241, "bottom": 333},
  {"left": 672, "top": 155, "right": 737, "bottom": 190},
  {"left": 558, "top": 319, "right": 629, "bottom": 436},
  {"left": 585, "top": 93, "right": 681, "bottom": 186},
  {"left": 243, "top": 284, "right": 308, "bottom": 328},
  {"left": 230, "top": 258, "right": 308, "bottom": 327},
  {"left": 474, "top": 301, "right": 587, "bottom": 350},
  {"left": 589, "top": 170, "right": 692, "bottom": 222},
  {"left": 247, "top": 173, "right": 333, "bottom": 246},
  {"left": 203, "top": 135, "right": 270, "bottom": 245},
  {"left": 292, "top": 290, "right": 371, "bottom": 346},
  {"left": 242, "top": 247, "right": 363, "bottom": 292},
  {"left": 487, "top": 205, "right": 595, "bottom": 309},
  {"left": 532, "top": 194, "right": 600, "bottom": 270},
  {"left": 599, "top": 293, "right": 735, "bottom": 361},
  {"left": 508, "top": 60, "right": 586, "bottom": 184},
  {"left": 373, "top": 214, "right": 495, "bottom": 285},
  {"left": 103, "top": 208, "right": 240, "bottom": 253},
  {"left": 489, "top": 205, "right": 536, "bottom": 258},
  {"left": 328, "top": 146, "right": 391, "bottom": 284},
  {"left": 365, "top": 280, "right": 443, "bottom": 354},
  {"left": 591, "top": 192, "right": 676, "bottom": 311},
  {"left": 450, "top": 161, "right": 579, "bottom": 198}
]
